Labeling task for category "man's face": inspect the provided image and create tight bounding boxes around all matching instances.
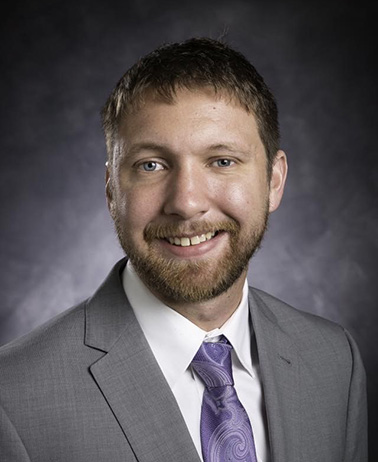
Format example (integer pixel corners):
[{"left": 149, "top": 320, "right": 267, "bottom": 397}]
[{"left": 107, "top": 88, "right": 286, "bottom": 304}]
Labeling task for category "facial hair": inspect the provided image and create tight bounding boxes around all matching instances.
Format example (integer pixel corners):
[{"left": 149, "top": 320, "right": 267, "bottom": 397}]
[{"left": 113, "top": 204, "right": 269, "bottom": 304}]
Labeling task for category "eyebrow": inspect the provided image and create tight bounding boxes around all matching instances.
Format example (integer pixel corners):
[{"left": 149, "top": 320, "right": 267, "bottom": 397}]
[
  {"left": 206, "top": 143, "right": 250, "bottom": 154},
  {"left": 124, "top": 142, "right": 173, "bottom": 158}
]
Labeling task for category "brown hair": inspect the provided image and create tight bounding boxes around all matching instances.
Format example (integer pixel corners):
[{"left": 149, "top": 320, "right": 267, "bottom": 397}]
[{"left": 101, "top": 37, "right": 280, "bottom": 175}]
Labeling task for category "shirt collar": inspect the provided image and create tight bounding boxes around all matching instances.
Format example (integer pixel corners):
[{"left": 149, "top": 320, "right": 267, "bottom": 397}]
[{"left": 123, "top": 260, "right": 254, "bottom": 389}]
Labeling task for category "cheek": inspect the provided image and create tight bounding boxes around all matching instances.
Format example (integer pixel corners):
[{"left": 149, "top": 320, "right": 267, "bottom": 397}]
[
  {"left": 116, "top": 186, "right": 161, "bottom": 232},
  {"left": 219, "top": 182, "right": 257, "bottom": 209},
  {"left": 215, "top": 185, "right": 250, "bottom": 225},
  {"left": 218, "top": 179, "right": 269, "bottom": 223}
]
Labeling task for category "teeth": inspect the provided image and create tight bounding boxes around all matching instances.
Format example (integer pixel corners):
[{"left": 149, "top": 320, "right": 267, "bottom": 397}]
[
  {"left": 190, "top": 236, "right": 200, "bottom": 245},
  {"left": 167, "top": 231, "right": 216, "bottom": 247}
]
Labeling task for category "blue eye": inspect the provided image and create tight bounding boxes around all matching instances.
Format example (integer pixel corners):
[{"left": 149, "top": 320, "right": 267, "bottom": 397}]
[
  {"left": 139, "top": 161, "right": 165, "bottom": 171},
  {"left": 143, "top": 161, "right": 157, "bottom": 171},
  {"left": 216, "top": 159, "right": 233, "bottom": 167}
]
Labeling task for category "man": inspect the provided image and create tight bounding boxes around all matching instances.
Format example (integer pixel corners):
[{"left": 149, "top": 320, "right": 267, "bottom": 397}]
[{"left": 0, "top": 38, "right": 367, "bottom": 461}]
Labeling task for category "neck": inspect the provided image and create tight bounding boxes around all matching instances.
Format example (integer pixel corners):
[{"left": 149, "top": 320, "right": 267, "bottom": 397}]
[{"left": 151, "top": 271, "right": 247, "bottom": 331}]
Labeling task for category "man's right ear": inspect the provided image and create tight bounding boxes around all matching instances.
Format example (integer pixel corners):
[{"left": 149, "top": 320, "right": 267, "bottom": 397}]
[{"left": 105, "top": 162, "right": 115, "bottom": 218}]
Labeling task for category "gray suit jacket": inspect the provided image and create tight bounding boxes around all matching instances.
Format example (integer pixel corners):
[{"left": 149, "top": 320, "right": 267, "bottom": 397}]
[{"left": 0, "top": 259, "right": 367, "bottom": 461}]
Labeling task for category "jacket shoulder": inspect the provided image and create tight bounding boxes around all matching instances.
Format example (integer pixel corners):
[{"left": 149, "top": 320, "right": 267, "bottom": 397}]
[
  {"left": 251, "top": 286, "right": 341, "bottom": 329},
  {"left": 249, "top": 287, "right": 358, "bottom": 359},
  {"left": 0, "top": 301, "right": 87, "bottom": 372}
]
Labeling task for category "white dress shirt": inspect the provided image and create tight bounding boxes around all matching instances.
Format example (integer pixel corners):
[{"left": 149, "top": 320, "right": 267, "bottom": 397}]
[{"left": 123, "top": 261, "right": 270, "bottom": 462}]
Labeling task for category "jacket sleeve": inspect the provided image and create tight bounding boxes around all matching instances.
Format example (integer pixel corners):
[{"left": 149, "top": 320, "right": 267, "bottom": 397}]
[
  {"left": 342, "top": 329, "right": 368, "bottom": 462},
  {"left": 0, "top": 404, "right": 31, "bottom": 462}
]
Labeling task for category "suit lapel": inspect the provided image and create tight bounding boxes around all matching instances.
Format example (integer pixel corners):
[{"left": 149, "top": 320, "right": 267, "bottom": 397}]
[
  {"left": 85, "top": 259, "right": 200, "bottom": 462},
  {"left": 249, "top": 289, "right": 301, "bottom": 462}
]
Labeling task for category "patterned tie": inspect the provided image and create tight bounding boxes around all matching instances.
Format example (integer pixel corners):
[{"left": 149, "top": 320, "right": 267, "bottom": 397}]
[{"left": 191, "top": 337, "right": 258, "bottom": 462}]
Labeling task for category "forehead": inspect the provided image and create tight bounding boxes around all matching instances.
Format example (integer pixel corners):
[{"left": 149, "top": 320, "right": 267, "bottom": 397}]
[
  {"left": 128, "top": 84, "right": 250, "bottom": 113},
  {"left": 117, "top": 87, "right": 263, "bottom": 152}
]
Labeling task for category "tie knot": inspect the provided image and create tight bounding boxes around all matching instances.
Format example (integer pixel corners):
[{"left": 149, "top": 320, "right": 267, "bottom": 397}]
[{"left": 191, "top": 337, "right": 233, "bottom": 388}]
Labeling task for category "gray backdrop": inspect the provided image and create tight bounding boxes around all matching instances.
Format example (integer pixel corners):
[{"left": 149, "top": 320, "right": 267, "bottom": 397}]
[{"left": 1, "top": 0, "right": 377, "bottom": 458}]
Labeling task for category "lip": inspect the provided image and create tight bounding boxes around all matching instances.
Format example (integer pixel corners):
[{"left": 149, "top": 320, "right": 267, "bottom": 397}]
[{"left": 157, "top": 231, "right": 227, "bottom": 259}]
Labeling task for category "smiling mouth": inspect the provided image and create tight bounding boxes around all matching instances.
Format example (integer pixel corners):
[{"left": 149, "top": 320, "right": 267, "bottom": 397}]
[{"left": 166, "top": 231, "right": 218, "bottom": 247}]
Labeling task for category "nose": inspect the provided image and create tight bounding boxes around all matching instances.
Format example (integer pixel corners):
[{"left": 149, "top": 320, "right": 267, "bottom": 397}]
[{"left": 163, "top": 164, "right": 210, "bottom": 220}]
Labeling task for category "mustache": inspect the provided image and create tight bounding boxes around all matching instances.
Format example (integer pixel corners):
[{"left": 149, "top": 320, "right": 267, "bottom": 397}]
[{"left": 144, "top": 220, "right": 240, "bottom": 242}]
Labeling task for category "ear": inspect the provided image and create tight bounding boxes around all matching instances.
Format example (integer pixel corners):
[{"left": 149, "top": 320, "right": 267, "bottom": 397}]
[
  {"left": 269, "top": 150, "right": 288, "bottom": 213},
  {"left": 105, "top": 162, "right": 115, "bottom": 218}
]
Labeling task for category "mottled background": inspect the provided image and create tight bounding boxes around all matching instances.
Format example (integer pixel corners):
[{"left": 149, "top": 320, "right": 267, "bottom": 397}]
[{"left": 1, "top": 0, "right": 377, "bottom": 457}]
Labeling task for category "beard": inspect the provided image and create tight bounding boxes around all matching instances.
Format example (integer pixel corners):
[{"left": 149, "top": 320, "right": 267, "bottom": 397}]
[{"left": 113, "top": 205, "right": 269, "bottom": 304}]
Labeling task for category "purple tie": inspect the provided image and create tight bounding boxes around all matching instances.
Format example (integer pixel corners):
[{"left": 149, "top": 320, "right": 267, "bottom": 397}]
[{"left": 191, "top": 337, "right": 258, "bottom": 462}]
